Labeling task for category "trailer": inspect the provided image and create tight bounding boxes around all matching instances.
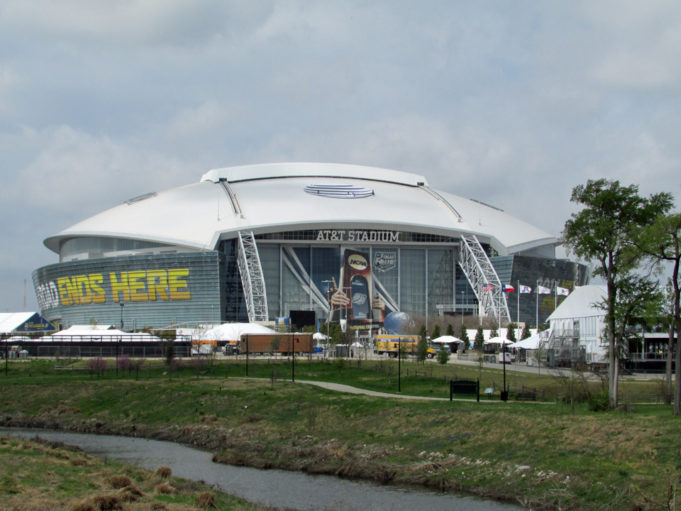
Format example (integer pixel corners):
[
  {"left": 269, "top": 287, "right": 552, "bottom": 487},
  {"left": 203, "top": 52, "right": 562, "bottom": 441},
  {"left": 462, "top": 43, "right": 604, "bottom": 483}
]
[
  {"left": 239, "top": 333, "right": 314, "bottom": 355},
  {"left": 374, "top": 334, "right": 420, "bottom": 357}
]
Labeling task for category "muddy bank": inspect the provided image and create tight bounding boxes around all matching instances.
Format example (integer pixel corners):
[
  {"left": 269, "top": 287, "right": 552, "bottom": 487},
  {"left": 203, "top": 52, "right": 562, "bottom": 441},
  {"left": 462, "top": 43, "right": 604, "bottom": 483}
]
[{"left": 0, "top": 412, "right": 542, "bottom": 510}]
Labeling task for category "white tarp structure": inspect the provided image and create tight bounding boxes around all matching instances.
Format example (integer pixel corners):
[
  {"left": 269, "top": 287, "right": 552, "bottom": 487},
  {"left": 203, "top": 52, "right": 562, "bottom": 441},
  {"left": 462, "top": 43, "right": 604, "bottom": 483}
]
[
  {"left": 547, "top": 285, "right": 608, "bottom": 364},
  {"left": 484, "top": 336, "right": 514, "bottom": 345},
  {"left": 198, "top": 322, "right": 276, "bottom": 341},
  {"left": 432, "top": 335, "right": 464, "bottom": 344},
  {"left": 44, "top": 325, "right": 163, "bottom": 342},
  {"left": 510, "top": 333, "right": 542, "bottom": 350},
  {"left": 313, "top": 332, "right": 330, "bottom": 341}
]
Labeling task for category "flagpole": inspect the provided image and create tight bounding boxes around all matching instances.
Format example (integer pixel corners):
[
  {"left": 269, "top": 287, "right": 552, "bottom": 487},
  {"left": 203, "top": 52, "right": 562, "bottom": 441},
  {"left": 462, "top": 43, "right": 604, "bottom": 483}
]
[
  {"left": 554, "top": 287, "right": 557, "bottom": 311},
  {"left": 535, "top": 280, "right": 539, "bottom": 329},
  {"left": 517, "top": 280, "right": 520, "bottom": 324}
]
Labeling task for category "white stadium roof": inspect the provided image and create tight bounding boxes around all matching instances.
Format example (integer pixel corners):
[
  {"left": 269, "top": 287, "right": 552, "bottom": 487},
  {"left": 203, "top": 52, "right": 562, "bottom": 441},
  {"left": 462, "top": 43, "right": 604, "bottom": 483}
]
[{"left": 45, "top": 162, "right": 556, "bottom": 256}]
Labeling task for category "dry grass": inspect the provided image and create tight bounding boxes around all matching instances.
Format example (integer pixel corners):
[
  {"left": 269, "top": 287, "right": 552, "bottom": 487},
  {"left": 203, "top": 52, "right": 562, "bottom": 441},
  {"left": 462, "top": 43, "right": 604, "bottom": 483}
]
[{"left": 0, "top": 435, "right": 271, "bottom": 511}]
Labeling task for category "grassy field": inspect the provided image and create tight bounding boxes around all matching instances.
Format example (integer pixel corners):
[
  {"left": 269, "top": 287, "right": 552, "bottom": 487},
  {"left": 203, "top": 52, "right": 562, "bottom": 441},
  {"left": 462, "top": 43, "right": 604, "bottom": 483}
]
[
  {"left": 0, "top": 357, "right": 679, "bottom": 510},
  {"left": 0, "top": 433, "right": 273, "bottom": 510}
]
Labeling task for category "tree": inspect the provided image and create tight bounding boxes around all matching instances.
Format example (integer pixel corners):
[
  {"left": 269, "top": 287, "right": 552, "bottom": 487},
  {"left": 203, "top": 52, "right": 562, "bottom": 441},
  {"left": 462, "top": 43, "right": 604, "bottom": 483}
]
[
  {"left": 431, "top": 324, "right": 441, "bottom": 341},
  {"left": 638, "top": 212, "right": 681, "bottom": 414},
  {"left": 520, "top": 323, "right": 531, "bottom": 340},
  {"left": 416, "top": 336, "right": 429, "bottom": 364},
  {"left": 474, "top": 326, "right": 485, "bottom": 351},
  {"left": 418, "top": 324, "right": 428, "bottom": 343},
  {"left": 446, "top": 324, "right": 455, "bottom": 337},
  {"left": 506, "top": 322, "right": 517, "bottom": 342},
  {"left": 436, "top": 346, "right": 450, "bottom": 365},
  {"left": 459, "top": 324, "right": 469, "bottom": 344},
  {"left": 489, "top": 327, "right": 498, "bottom": 339},
  {"left": 562, "top": 178, "right": 673, "bottom": 408}
]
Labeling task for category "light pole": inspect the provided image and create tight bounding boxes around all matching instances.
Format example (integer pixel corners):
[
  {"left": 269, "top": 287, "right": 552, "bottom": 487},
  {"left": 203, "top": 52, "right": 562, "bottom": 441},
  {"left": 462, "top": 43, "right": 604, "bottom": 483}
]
[
  {"left": 120, "top": 302, "right": 125, "bottom": 331},
  {"left": 460, "top": 290, "right": 464, "bottom": 326}
]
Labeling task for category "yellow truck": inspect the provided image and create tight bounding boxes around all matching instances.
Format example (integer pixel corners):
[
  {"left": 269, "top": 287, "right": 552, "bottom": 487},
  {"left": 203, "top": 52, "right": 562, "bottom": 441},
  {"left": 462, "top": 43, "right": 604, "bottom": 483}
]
[{"left": 374, "top": 334, "right": 427, "bottom": 357}]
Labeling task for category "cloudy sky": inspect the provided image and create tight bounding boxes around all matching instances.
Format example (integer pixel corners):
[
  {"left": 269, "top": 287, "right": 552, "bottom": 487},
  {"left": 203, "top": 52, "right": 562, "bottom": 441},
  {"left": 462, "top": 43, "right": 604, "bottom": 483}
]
[{"left": 1, "top": 1, "right": 680, "bottom": 312}]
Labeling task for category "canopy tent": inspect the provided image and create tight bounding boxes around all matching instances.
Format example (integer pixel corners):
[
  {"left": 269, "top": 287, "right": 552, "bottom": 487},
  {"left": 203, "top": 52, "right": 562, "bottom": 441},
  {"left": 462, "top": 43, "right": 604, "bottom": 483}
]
[
  {"left": 198, "top": 323, "right": 276, "bottom": 341},
  {"left": 43, "top": 325, "right": 163, "bottom": 342},
  {"left": 431, "top": 335, "right": 464, "bottom": 344},
  {"left": 0, "top": 312, "right": 55, "bottom": 334},
  {"left": 484, "top": 336, "right": 514, "bottom": 345},
  {"left": 313, "top": 332, "right": 330, "bottom": 341},
  {"left": 509, "top": 333, "right": 542, "bottom": 350}
]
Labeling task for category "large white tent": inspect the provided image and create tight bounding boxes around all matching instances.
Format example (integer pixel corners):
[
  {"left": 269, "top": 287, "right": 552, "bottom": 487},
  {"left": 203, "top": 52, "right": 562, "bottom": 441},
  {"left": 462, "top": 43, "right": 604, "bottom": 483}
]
[{"left": 198, "top": 323, "right": 276, "bottom": 341}]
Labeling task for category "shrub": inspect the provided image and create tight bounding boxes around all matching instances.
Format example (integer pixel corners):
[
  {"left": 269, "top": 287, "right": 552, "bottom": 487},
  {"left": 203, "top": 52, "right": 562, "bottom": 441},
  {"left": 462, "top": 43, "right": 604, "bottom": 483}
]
[
  {"left": 107, "top": 475, "right": 132, "bottom": 489},
  {"left": 196, "top": 492, "right": 216, "bottom": 509},
  {"left": 87, "top": 357, "right": 107, "bottom": 375},
  {"left": 436, "top": 348, "right": 450, "bottom": 365},
  {"left": 116, "top": 355, "right": 132, "bottom": 372},
  {"left": 587, "top": 389, "right": 610, "bottom": 412},
  {"left": 155, "top": 466, "right": 172, "bottom": 478}
]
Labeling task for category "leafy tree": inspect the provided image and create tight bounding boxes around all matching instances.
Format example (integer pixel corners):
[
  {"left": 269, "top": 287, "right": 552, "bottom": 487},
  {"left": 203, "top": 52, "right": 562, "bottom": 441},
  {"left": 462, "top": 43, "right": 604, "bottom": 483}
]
[
  {"left": 506, "top": 322, "right": 517, "bottom": 342},
  {"left": 446, "top": 324, "right": 455, "bottom": 337},
  {"left": 520, "top": 323, "right": 531, "bottom": 340},
  {"left": 489, "top": 327, "right": 498, "bottom": 339},
  {"left": 436, "top": 346, "right": 450, "bottom": 365},
  {"left": 637, "top": 213, "right": 681, "bottom": 413},
  {"left": 562, "top": 178, "right": 672, "bottom": 408},
  {"left": 459, "top": 324, "right": 469, "bottom": 344},
  {"left": 474, "top": 326, "right": 485, "bottom": 351},
  {"left": 431, "top": 324, "right": 441, "bottom": 341},
  {"left": 418, "top": 324, "right": 428, "bottom": 342},
  {"left": 416, "top": 337, "right": 429, "bottom": 364}
]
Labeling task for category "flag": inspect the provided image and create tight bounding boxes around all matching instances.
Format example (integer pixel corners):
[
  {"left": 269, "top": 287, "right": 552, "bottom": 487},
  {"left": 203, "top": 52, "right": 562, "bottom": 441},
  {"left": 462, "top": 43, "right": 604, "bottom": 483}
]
[
  {"left": 482, "top": 283, "right": 494, "bottom": 292},
  {"left": 537, "top": 285, "right": 551, "bottom": 294},
  {"left": 502, "top": 284, "right": 515, "bottom": 292},
  {"left": 556, "top": 286, "right": 570, "bottom": 296},
  {"left": 519, "top": 284, "right": 532, "bottom": 294}
]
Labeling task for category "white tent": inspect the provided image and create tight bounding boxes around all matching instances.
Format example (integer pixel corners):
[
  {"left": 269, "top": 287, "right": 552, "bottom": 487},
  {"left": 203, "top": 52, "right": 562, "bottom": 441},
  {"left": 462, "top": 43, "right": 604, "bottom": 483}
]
[
  {"left": 484, "top": 336, "right": 514, "bottom": 345},
  {"left": 199, "top": 323, "right": 276, "bottom": 341},
  {"left": 432, "top": 335, "right": 464, "bottom": 344},
  {"left": 44, "top": 326, "right": 162, "bottom": 343},
  {"left": 313, "top": 332, "right": 330, "bottom": 341},
  {"left": 510, "top": 333, "right": 542, "bottom": 350}
]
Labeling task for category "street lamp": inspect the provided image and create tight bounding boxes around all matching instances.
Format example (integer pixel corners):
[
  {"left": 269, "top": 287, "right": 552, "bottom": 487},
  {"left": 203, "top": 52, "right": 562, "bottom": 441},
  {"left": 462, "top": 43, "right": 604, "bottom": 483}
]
[
  {"left": 460, "top": 290, "right": 464, "bottom": 326},
  {"left": 120, "top": 302, "right": 125, "bottom": 331}
]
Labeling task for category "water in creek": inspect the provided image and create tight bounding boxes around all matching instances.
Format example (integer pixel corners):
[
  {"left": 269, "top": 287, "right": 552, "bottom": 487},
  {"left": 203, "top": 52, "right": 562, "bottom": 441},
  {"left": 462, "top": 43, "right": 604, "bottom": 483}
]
[{"left": 4, "top": 428, "right": 522, "bottom": 511}]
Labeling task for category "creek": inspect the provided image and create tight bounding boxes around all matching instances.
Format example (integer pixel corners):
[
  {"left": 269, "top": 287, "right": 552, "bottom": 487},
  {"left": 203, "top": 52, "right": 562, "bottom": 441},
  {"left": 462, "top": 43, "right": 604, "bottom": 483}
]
[{"left": 3, "top": 428, "right": 522, "bottom": 511}]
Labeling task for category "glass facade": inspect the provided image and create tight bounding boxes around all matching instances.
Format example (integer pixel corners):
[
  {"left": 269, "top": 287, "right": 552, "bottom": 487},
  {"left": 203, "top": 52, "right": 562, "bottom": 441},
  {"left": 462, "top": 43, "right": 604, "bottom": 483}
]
[
  {"left": 33, "top": 252, "right": 223, "bottom": 329},
  {"left": 34, "top": 233, "right": 587, "bottom": 331}
]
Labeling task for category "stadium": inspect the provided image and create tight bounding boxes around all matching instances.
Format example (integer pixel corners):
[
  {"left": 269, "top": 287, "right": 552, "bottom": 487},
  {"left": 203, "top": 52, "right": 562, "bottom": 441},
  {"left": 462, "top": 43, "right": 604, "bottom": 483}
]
[{"left": 32, "top": 162, "right": 588, "bottom": 333}]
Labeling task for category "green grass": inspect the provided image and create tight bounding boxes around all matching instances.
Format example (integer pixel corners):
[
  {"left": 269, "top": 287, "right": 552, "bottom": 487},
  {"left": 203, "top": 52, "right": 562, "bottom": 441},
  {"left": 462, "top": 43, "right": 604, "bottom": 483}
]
[{"left": 0, "top": 358, "right": 679, "bottom": 510}]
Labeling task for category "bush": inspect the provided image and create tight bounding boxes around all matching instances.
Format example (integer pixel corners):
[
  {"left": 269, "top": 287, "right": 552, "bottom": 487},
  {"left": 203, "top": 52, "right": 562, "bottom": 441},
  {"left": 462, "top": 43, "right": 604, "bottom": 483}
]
[
  {"left": 116, "top": 355, "right": 131, "bottom": 372},
  {"left": 587, "top": 389, "right": 610, "bottom": 412},
  {"left": 87, "top": 358, "right": 107, "bottom": 375},
  {"left": 436, "top": 348, "right": 450, "bottom": 365}
]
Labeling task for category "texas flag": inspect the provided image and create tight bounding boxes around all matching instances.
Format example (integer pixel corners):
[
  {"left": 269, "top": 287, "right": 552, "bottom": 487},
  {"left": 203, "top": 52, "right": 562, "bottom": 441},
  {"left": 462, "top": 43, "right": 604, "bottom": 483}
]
[
  {"left": 501, "top": 284, "right": 515, "bottom": 292},
  {"left": 519, "top": 284, "right": 532, "bottom": 294}
]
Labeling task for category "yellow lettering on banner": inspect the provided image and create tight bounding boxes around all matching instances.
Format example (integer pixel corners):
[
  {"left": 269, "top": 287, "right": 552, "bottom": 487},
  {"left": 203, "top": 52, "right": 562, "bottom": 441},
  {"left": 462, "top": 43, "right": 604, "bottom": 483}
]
[
  {"left": 89, "top": 274, "right": 106, "bottom": 304},
  {"left": 64, "top": 277, "right": 79, "bottom": 306},
  {"left": 168, "top": 268, "right": 191, "bottom": 300},
  {"left": 146, "top": 270, "right": 169, "bottom": 301},
  {"left": 76, "top": 274, "right": 92, "bottom": 304},
  {"left": 110, "top": 272, "right": 130, "bottom": 303},
  {"left": 57, "top": 277, "right": 73, "bottom": 306},
  {"left": 128, "top": 270, "right": 148, "bottom": 302}
]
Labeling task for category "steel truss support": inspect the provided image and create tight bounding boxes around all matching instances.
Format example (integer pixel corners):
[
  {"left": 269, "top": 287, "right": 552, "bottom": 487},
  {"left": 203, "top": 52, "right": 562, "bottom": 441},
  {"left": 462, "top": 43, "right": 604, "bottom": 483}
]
[
  {"left": 237, "top": 231, "right": 269, "bottom": 322},
  {"left": 458, "top": 234, "right": 511, "bottom": 325}
]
